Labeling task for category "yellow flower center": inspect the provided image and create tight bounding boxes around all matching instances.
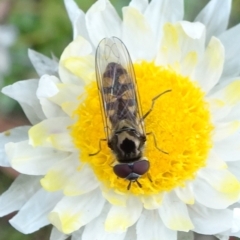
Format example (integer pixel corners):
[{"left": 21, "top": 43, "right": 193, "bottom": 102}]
[{"left": 71, "top": 62, "right": 213, "bottom": 195}]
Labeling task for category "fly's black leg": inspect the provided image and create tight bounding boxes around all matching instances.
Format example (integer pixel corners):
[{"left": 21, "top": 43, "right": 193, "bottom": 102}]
[
  {"left": 147, "top": 173, "right": 153, "bottom": 182},
  {"left": 89, "top": 138, "right": 107, "bottom": 156},
  {"left": 127, "top": 181, "right": 132, "bottom": 190},
  {"left": 146, "top": 132, "right": 168, "bottom": 154},
  {"left": 141, "top": 89, "right": 171, "bottom": 121}
]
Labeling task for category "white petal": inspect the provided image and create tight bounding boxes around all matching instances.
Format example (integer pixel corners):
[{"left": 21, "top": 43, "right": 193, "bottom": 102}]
[
  {"left": 61, "top": 55, "right": 94, "bottom": 85},
  {"left": 178, "top": 21, "right": 205, "bottom": 43},
  {"left": 216, "top": 205, "right": 240, "bottom": 237},
  {"left": 82, "top": 204, "right": 126, "bottom": 240},
  {"left": 49, "top": 188, "right": 105, "bottom": 234},
  {"left": 50, "top": 83, "right": 83, "bottom": 104},
  {"left": 208, "top": 79, "right": 240, "bottom": 104},
  {"left": 2, "top": 79, "right": 45, "bottom": 124},
  {"left": 205, "top": 150, "right": 227, "bottom": 170},
  {"left": 178, "top": 21, "right": 206, "bottom": 77},
  {"left": 10, "top": 189, "right": 63, "bottom": 234},
  {"left": 37, "top": 75, "right": 67, "bottom": 118},
  {"left": 64, "top": 0, "right": 89, "bottom": 40},
  {"left": 0, "top": 175, "right": 41, "bottom": 217},
  {"left": 207, "top": 80, "right": 240, "bottom": 122},
  {"left": 223, "top": 99, "right": 240, "bottom": 122},
  {"left": 73, "top": 13, "right": 90, "bottom": 42},
  {"left": 213, "top": 131, "right": 240, "bottom": 162},
  {"left": 213, "top": 121, "right": 240, "bottom": 142},
  {"left": 207, "top": 98, "right": 231, "bottom": 123},
  {"left": 71, "top": 228, "right": 83, "bottom": 240},
  {"left": 155, "top": 23, "right": 182, "bottom": 66},
  {"left": 50, "top": 83, "right": 83, "bottom": 116},
  {"left": 122, "top": 7, "right": 155, "bottom": 61},
  {"left": 28, "top": 117, "right": 75, "bottom": 152},
  {"left": 28, "top": 49, "right": 58, "bottom": 77},
  {"left": 156, "top": 22, "right": 205, "bottom": 71},
  {"left": 227, "top": 161, "right": 240, "bottom": 181},
  {"left": 102, "top": 187, "right": 128, "bottom": 206},
  {"left": 198, "top": 168, "right": 240, "bottom": 193},
  {"left": 158, "top": 192, "right": 194, "bottom": 232},
  {"left": 233, "top": 233, "right": 240, "bottom": 238},
  {"left": 175, "top": 183, "right": 195, "bottom": 205},
  {"left": 129, "top": 0, "right": 148, "bottom": 13},
  {"left": 137, "top": 209, "right": 177, "bottom": 240},
  {"left": 188, "top": 202, "right": 232, "bottom": 234},
  {"left": 50, "top": 227, "right": 69, "bottom": 240},
  {"left": 144, "top": 0, "right": 184, "bottom": 47},
  {"left": 63, "top": 163, "right": 99, "bottom": 196},
  {"left": 41, "top": 154, "right": 76, "bottom": 192},
  {"left": 59, "top": 36, "right": 93, "bottom": 85},
  {"left": 0, "top": 126, "right": 30, "bottom": 167},
  {"left": 86, "top": 0, "right": 121, "bottom": 47},
  {"left": 140, "top": 192, "right": 163, "bottom": 209},
  {"left": 41, "top": 154, "right": 99, "bottom": 196},
  {"left": 124, "top": 225, "right": 137, "bottom": 240},
  {"left": 60, "top": 36, "right": 92, "bottom": 60},
  {"left": 192, "top": 176, "right": 238, "bottom": 209},
  {"left": 195, "top": 0, "right": 231, "bottom": 42},
  {"left": 105, "top": 196, "right": 142, "bottom": 233},
  {"left": 180, "top": 52, "right": 199, "bottom": 78},
  {"left": 193, "top": 37, "right": 224, "bottom": 93},
  {"left": 64, "top": 0, "right": 81, "bottom": 25},
  {"left": 219, "top": 24, "right": 240, "bottom": 78},
  {"left": 5, "top": 140, "right": 69, "bottom": 175},
  {"left": 58, "top": 66, "right": 82, "bottom": 87},
  {"left": 232, "top": 208, "right": 240, "bottom": 233}
]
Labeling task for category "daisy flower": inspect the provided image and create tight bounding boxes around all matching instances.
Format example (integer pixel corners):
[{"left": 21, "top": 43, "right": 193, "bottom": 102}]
[{"left": 1, "top": 0, "right": 240, "bottom": 239}]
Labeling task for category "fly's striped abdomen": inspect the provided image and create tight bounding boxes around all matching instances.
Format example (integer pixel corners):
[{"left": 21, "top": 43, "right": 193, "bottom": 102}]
[{"left": 102, "top": 62, "right": 136, "bottom": 125}]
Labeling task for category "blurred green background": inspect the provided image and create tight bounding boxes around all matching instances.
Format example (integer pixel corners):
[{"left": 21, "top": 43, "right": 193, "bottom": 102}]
[{"left": 0, "top": 0, "right": 240, "bottom": 239}]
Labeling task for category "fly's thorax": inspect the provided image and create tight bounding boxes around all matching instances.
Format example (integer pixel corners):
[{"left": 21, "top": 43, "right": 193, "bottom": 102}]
[{"left": 109, "top": 120, "right": 146, "bottom": 163}]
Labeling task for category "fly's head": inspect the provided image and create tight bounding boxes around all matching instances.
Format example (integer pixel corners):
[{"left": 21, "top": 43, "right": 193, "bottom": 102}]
[{"left": 113, "top": 158, "right": 150, "bottom": 190}]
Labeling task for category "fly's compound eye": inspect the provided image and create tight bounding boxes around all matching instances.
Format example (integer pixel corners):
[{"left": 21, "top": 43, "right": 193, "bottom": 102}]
[
  {"left": 113, "top": 163, "right": 132, "bottom": 178},
  {"left": 132, "top": 159, "right": 150, "bottom": 175},
  {"left": 113, "top": 159, "right": 150, "bottom": 179}
]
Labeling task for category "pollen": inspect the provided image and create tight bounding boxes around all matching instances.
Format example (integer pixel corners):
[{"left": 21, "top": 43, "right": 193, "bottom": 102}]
[{"left": 71, "top": 62, "right": 213, "bottom": 195}]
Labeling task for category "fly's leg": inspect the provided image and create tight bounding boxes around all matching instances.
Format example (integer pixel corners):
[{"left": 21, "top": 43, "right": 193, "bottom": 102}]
[
  {"left": 89, "top": 138, "right": 107, "bottom": 156},
  {"left": 141, "top": 89, "right": 171, "bottom": 121},
  {"left": 146, "top": 132, "right": 168, "bottom": 154},
  {"left": 147, "top": 173, "right": 153, "bottom": 182},
  {"left": 142, "top": 90, "right": 171, "bottom": 154}
]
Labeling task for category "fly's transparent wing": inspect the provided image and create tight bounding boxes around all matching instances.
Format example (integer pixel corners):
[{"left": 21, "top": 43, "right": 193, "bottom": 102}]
[{"left": 95, "top": 37, "right": 145, "bottom": 141}]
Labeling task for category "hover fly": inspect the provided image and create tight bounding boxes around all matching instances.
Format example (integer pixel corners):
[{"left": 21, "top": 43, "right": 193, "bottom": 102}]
[{"left": 90, "top": 37, "right": 171, "bottom": 190}]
